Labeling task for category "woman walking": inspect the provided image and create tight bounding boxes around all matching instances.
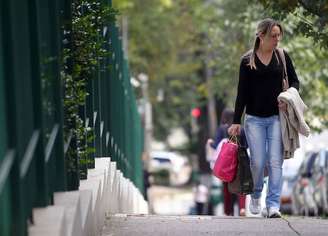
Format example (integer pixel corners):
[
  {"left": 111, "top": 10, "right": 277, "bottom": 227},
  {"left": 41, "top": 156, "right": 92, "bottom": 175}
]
[{"left": 228, "top": 18, "right": 300, "bottom": 218}]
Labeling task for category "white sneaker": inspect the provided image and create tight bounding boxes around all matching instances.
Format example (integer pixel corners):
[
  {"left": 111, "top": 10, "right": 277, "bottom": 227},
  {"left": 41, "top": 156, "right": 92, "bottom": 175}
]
[
  {"left": 249, "top": 198, "right": 261, "bottom": 214},
  {"left": 268, "top": 207, "right": 281, "bottom": 218}
]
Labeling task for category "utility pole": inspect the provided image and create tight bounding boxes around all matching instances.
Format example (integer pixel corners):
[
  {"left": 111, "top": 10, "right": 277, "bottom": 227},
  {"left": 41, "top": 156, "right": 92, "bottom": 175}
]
[
  {"left": 205, "top": 52, "right": 217, "bottom": 138},
  {"left": 122, "top": 16, "right": 128, "bottom": 58},
  {"left": 139, "top": 73, "right": 152, "bottom": 169}
]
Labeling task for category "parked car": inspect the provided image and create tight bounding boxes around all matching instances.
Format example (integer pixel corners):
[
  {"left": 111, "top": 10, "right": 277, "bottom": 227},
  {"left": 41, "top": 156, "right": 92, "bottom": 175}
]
[
  {"left": 149, "top": 151, "right": 191, "bottom": 186},
  {"left": 291, "top": 152, "right": 318, "bottom": 216},
  {"left": 280, "top": 153, "right": 303, "bottom": 214},
  {"left": 280, "top": 174, "right": 298, "bottom": 214},
  {"left": 312, "top": 148, "right": 328, "bottom": 215}
]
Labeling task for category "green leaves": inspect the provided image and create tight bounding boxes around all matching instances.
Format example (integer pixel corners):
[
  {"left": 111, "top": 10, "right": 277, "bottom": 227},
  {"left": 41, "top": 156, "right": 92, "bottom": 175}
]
[
  {"left": 256, "top": 0, "right": 328, "bottom": 49},
  {"left": 115, "top": 0, "right": 328, "bottom": 142},
  {"left": 254, "top": 0, "right": 328, "bottom": 130},
  {"left": 62, "top": 1, "right": 118, "bottom": 170}
]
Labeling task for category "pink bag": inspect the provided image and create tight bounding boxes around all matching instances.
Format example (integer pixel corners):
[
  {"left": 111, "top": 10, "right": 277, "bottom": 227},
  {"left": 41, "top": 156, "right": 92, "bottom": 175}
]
[{"left": 212, "top": 138, "right": 238, "bottom": 182}]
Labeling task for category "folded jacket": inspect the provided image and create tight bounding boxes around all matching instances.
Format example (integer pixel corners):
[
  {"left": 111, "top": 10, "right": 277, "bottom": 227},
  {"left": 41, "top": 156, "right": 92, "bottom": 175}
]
[{"left": 278, "top": 87, "right": 310, "bottom": 159}]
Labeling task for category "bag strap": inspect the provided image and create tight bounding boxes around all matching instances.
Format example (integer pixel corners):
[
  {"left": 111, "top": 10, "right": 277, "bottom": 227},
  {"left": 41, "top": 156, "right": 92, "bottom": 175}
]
[
  {"left": 228, "top": 135, "right": 240, "bottom": 146},
  {"left": 276, "top": 48, "right": 289, "bottom": 90}
]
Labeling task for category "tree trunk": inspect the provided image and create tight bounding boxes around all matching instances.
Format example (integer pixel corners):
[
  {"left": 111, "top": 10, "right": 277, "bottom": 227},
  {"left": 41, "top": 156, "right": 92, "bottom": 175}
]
[{"left": 205, "top": 53, "right": 217, "bottom": 138}]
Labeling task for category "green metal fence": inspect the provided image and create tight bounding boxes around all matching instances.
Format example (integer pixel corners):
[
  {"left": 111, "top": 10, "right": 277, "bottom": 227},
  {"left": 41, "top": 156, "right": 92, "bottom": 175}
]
[{"left": 0, "top": 0, "right": 144, "bottom": 235}]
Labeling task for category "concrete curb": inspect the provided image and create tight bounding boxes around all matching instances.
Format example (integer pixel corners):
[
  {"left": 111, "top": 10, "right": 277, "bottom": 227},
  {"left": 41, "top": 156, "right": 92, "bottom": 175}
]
[{"left": 29, "top": 157, "right": 149, "bottom": 236}]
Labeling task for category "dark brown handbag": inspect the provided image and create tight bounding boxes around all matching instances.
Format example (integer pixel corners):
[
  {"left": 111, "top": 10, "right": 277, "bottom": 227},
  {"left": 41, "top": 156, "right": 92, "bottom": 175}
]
[{"left": 228, "top": 145, "right": 253, "bottom": 195}]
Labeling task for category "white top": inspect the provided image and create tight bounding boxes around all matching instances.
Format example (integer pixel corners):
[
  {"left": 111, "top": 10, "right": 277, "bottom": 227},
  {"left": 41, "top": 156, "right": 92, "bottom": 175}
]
[{"left": 194, "top": 184, "right": 209, "bottom": 203}]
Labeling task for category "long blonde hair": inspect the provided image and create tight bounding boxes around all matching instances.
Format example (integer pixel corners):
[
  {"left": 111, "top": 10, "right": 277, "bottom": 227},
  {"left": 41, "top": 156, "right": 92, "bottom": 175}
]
[{"left": 248, "top": 18, "right": 283, "bottom": 70}]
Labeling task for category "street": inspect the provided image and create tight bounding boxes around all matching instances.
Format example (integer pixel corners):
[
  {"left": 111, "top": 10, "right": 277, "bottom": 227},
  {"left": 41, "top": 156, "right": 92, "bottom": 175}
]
[{"left": 147, "top": 185, "right": 194, "bottom": 215}]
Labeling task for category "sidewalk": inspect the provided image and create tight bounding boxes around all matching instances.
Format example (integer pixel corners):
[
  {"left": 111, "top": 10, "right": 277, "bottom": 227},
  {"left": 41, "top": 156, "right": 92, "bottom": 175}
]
[{"left": 102, "top": 214, "right": 328, "bottom": 236}]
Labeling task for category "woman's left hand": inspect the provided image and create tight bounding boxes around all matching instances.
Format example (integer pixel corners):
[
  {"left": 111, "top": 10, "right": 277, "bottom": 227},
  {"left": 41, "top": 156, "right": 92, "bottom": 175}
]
[
  {"left": 207, "top": 139, "right": 214, "bottom": 145},
  {"left": 278, "top": 100, "right": 287, "bottom": 112}
]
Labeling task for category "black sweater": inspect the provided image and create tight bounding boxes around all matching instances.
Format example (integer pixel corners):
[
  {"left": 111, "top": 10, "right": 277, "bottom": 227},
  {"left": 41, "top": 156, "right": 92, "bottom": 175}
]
[{"left": 233, "top": 49, "right": 300, "bottom": 124}]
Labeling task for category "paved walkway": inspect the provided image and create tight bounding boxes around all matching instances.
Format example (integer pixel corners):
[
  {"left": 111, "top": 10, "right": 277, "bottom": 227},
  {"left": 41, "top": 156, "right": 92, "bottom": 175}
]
[{"left": 102, "top": 214, "right": 328, "bottom": 236}]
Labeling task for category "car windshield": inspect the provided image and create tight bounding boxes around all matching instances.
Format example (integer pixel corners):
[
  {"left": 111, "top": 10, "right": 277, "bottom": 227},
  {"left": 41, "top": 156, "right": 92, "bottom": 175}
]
[
  {"left": 299, "top": 152, "right": 317, "bottom": 177},
  {"left": 153, "top": 157, "right": 171, "bottom": 164},
  {"left": 306, "top": 154, "right": 317, "bottom": 174}
]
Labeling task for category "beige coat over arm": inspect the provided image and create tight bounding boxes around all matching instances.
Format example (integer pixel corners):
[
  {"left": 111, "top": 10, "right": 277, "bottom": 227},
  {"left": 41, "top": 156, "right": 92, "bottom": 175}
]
[{"left": 278, "top": 87, "right": 310, "bottom": 159}]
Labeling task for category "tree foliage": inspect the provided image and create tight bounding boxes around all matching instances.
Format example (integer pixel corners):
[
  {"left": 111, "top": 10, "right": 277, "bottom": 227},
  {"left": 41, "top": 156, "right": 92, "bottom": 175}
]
[
  {"left": 256, "top": 0, "right": 328, "bottom": 48},
  {"left": 255, "top": 0, "right": 328, "bottom": 130},
  {"left": 114, "top": 0, "right": 328, "bottom": 144},
  {"left": 63, "top": 0, "right": 118, "bottom": 178},
  {"left": 115, "top": 0, "right": 204, "bottom": 141}
]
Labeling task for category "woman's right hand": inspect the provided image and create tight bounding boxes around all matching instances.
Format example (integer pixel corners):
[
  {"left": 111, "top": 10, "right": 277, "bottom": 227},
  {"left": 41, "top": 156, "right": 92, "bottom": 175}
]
[{"left": 228, "top": 124, "right": 241, "bottom": 136}]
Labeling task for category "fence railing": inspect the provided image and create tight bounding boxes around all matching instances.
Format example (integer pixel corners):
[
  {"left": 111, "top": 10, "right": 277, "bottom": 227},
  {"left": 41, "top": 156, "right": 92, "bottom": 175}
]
[{"left": 0, "top": 1, "right": 144, "bottom": 236}]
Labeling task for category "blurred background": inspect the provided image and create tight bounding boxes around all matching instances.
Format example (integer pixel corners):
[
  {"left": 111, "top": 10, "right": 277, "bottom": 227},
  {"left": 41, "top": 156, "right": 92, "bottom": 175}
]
[
  {"left": 2, "top": 1, "right": 328, "bottom": 235},
  {"left": 114, "top": 0, "right": 328, "bottom": 217}
]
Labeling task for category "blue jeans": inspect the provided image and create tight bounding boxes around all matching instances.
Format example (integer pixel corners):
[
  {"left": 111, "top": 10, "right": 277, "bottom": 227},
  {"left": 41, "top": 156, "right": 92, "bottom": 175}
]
[{"left": 244, "top": 114, "right": 283, "bottom": 209}]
